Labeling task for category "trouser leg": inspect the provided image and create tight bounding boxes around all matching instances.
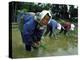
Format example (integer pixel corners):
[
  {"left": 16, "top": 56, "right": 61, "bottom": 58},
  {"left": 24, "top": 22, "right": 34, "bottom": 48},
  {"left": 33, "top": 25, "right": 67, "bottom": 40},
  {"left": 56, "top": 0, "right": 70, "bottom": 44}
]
[
  {"left": 64, "top": 30, "right": 67, "bottom": 35},
  {"left": 49, "top": 29, "right": 52, "bottom": 37},
  {"left": 25, "top": 44, "right": 32, "bottom": 51}
]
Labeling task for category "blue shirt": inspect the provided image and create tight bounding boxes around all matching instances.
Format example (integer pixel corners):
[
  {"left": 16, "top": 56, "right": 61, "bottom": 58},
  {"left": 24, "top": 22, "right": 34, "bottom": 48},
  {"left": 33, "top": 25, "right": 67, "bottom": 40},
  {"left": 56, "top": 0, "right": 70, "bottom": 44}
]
[{"left": 48, "top": 19, "right": 58, "bottom": 31}]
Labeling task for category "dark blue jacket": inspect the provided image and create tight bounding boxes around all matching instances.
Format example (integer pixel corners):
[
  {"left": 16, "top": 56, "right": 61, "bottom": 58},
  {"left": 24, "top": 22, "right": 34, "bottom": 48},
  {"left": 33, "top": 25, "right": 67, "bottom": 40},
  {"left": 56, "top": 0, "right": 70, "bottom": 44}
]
[
  {"left": 22, "top": 14, "right": 44, "bottom": 45},
  {"left": 17, "top": 12, "right": 26, "bottom": 32}
]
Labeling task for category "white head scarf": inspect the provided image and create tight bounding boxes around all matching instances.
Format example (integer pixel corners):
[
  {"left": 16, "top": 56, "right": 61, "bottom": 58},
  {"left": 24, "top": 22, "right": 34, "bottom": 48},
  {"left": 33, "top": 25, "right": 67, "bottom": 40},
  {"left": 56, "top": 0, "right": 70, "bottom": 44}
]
[
  {"left": 70, "top": 23, "right": 75, "bottom": 30},
  {"left": 36, "top": 10, "right": 52, "bottom": 21},
  {"left": 57, "top": 23, "right": 61, "bottom": 30},
  {"left": 34, "top": 10, "right": 52, "bottom": 29}
]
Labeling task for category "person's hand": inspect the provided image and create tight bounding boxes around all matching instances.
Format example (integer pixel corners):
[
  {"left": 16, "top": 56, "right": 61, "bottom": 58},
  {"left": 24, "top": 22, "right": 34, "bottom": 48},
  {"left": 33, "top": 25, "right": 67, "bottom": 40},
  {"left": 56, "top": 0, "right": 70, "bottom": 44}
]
[{"left": 32, "top": 41, "right": 40, "bottom": 48}]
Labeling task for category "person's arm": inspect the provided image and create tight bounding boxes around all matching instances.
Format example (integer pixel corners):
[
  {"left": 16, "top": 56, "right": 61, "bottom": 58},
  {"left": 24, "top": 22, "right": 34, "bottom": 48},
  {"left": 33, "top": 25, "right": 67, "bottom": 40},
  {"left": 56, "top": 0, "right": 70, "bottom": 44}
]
[
  {"left": 32, "top": 29, "right": 44, "bottom": 47},
  {"left": 36, "top": 29, "right": 44, "bottom": 41}
]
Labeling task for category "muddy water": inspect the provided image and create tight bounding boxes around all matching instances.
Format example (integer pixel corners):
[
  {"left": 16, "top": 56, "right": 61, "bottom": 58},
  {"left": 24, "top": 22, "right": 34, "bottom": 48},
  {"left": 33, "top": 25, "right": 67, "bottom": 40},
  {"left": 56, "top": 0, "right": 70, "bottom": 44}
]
[
  {"left": 29, "top": 35, "right": 78, "bottom": 57},
  {"left": 12, "top": 25, "right": 78, "bottom": 58}
]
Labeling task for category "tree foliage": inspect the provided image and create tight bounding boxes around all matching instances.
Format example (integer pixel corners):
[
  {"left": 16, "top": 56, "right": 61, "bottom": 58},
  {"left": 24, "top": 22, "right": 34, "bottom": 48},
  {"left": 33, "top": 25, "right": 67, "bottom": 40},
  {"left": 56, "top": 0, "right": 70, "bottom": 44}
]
[{"left": 9, "top": 2, "right": 78, "bottom": 23}]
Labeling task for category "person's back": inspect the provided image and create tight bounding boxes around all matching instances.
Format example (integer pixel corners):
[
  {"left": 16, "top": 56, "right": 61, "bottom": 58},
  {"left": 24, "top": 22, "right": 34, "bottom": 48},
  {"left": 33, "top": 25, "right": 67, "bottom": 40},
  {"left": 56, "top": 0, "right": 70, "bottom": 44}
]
[
  {"left": 44, "top": 19, "right": 58, "bottom": 38},
  {"left": 17, "top": 12, "right": 25, "bottom": 32},
  {"left": 59, "top": 21, "right": 71, "bottom": 35},
  {"left": 63, "top": 22, "right": 71, "bottom": 31},
  {"left": 17, "top": 12, "right": 35, "bottom": 32},
  {"left": 49, "top": 19, "right": 58, "bottom": 29}
]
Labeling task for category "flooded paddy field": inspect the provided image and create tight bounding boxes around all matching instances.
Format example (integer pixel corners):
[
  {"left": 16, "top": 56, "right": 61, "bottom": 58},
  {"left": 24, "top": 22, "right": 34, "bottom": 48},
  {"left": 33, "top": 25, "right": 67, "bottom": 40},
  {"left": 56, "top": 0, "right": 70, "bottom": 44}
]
[{"left": 11, "top": 24, "right": 78, "bottom": 58}]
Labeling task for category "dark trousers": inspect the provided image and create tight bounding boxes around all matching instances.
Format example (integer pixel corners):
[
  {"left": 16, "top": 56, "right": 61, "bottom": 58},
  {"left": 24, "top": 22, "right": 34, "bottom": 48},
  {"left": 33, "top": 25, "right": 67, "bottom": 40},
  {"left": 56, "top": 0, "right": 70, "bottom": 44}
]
[{"left": 25, "top": 44, "right": 32, "bottom": 51}]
